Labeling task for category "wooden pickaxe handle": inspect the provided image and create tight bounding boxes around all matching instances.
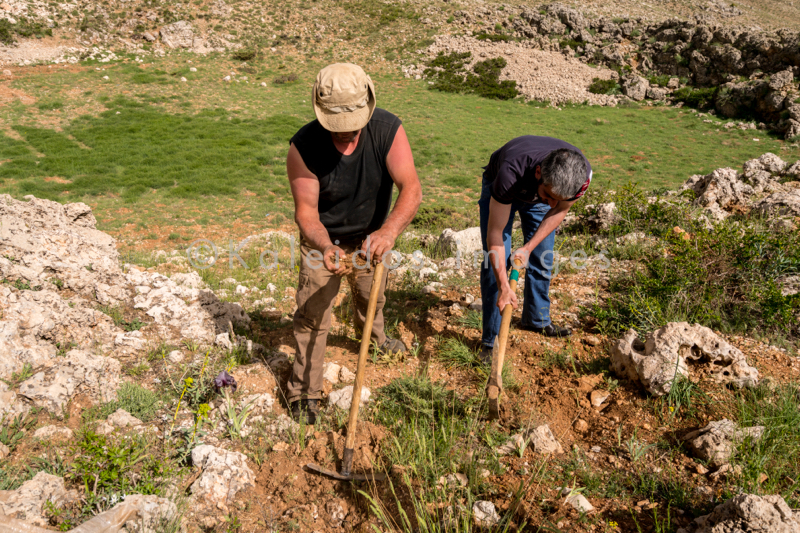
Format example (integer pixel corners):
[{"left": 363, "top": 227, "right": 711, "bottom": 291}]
[
  {"left": 341, "top": 261, "right": 385, "bottom": 477},
  {"left": 487, "top": 264, "right": 522, "bottom": 420}
]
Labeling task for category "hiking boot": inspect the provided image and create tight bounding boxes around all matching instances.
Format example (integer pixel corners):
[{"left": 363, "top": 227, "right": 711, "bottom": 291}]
[
  {"left": 519, "top": 323, "right": 572, "bottom": 338},
  {"left": 290, "top": 399, "right": 319, "bottom": 425},
  {"left": 478, "top": 345, "right": 493, "bottom": 366},
  {"left": 378, "top": 337, "right": 407, "bottom": 357}
]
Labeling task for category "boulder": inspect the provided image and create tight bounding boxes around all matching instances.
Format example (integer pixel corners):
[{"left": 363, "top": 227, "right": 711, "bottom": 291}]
[
  {"left": 32, "top": 425, "right": 74, "bottom": 440},
  {"left": 322, "top": 362, "right": 341, "bottom": 384},
  {"left": 622, "top": 76, "right": 649, "bottom": 101},
  {"left": 159, "top": 21, "right": 194, "bottom": 49},
  {"left": 677, "top": 494, "right": 800, "bottom": 533},
  {"left": 190, "top": 445, "right": 255, "bottom": 517},
  {"left": 755, "top": 190, "right": 800, "bottom": 217},
  {"left": 683, "top": 167, "right": 754, "bottom": 220},
  {"left": 683, "top": 419, "right": 765, "bottom": 467},
  {"left": 121, "top": 494, "right": 183, "bottom": 533},
  {"left": 527, "top": 424, "right": 564, "bottom": 454},
  {"left": 97, "top": 408, "right": 143, "bottom": 434},
  {"left": 611, "top": 323, "right": 758, "bottom": 397},
  {"left": 0, "top": 472, "right": 78, "bottom": 526},
  {"left": 647, "top": 86, "right": 670, "bottom": 101},
  {"left": 585, "top": 202, "right": 619, "bottom": 230},
  {"left": 436, "top": 227, "right": 482, "bottom": 258},
  {"left": 18, "top": 349, "right": 121, "bottom": 415},
  {"left": 785, "top": 161, "right": 800, "bottom": 179},
  {"left": 328, "top": 385, "right": 371, "bottom": 410}
]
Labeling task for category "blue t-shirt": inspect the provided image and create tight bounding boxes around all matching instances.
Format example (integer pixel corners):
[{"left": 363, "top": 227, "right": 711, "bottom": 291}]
[{"left": 483, "top": 136, "right": 592, "bottom": 205}]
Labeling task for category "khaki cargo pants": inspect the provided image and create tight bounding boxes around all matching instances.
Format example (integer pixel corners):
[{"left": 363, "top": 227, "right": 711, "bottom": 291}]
[{"left": 286, "top": 239, "right": 389, "bottom": 404}]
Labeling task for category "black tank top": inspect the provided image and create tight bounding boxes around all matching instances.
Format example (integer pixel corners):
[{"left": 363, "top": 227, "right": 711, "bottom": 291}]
[{"left": 290, "top": 108, "right": 402, "bottom": 243}]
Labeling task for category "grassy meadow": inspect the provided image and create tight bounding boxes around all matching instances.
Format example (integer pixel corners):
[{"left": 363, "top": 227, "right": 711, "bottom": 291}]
[{"left": 2, "top": 52, "right": 799, "bottom": 246}]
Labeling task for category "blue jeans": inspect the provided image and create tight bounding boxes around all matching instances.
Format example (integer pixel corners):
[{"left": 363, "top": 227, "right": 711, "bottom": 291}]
[{"left": 479, "top": 180, "right": 556, "bottom": 348}]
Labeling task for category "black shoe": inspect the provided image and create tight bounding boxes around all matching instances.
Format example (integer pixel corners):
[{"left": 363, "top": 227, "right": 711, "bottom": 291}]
[
  {"left": 518, "top": 323, "right": 572, "bottom": 337},
  {"left": 478, "top": 345, "right": 493, "bottom": 366},
  {"left": 290, "top": 399, "right": 319, "bottom": 425}
]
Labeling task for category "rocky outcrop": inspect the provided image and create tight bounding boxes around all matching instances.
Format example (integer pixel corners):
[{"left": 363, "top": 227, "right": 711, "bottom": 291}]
[
  {"left": 0, "top": 195, "right": 252, "bottom": 417},
  {"left": 611, "top": 322, "right": 759, "bottom": 396},
  {"left": 436, "top": 227, "right": 483, "bottom": 259},
  {"left": 18, "top": 349, "right": 121, "bottom": 415},
  {"left": 683, "top": 167, "right": 754, "bottom": 221},
  {"left": 0, "top": 472, "right": 78, "bottom": 526},
  {"left": 684, "top": 419, "right": 765, "bottom": 467},
  {"left": 677, "top": 494, "right": 800, "bottom": 533},
  {"left": 680, "top": 154, "right": 799, "bottom": 221},
  {"left": 190, "top": 445, "right": 255, "bottom": 519}
]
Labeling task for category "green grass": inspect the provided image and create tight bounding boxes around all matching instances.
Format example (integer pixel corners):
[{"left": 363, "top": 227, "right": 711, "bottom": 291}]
[
  {"left": 1, "top": 57, "right": 798, "bottom": 236},
  {"left": 730, "top": 382, "right": 800, "bottom": 507},
  {"left": 84, "top": 381, "right": 162, "bottom": 423}
]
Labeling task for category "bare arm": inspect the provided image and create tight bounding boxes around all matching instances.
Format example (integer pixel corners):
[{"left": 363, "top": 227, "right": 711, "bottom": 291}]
[
  {"left": 287, "top": 143, "right": 347, "bottom": 274},
  {"left": 365, "top": 125, "right": 422, "bottom": 261},
  {"left": 490, "top": 198, "right": 575, "bottom": 311}
]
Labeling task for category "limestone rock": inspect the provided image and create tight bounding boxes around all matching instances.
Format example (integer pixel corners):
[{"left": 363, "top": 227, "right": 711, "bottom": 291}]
[
  {"left": 322, "top": 362, "right": 341, "bottom": 384},
  {"left": 97, "top": 408, "right": 143, "bottom": 434},
  {"left": 622, "top": 76, "right": 649, "bottom": 101},
  {"left": 684, "top": 167, "right": 753, "bottom": 220},
  {"left": 585, "top": 202, "right": 619, "bottom": 230},
  {"left": 527, "top": 424, "right": 564, "bottom": 454},
  {"left": 677, "top": 494, "right": 800, "bottom": 533},
  {"left": 18, "top": 349, "right": 121, "bottom": 415},
  {"left": 436, "top": 227, "right": 482, "bottom": 258},
  {"left": 328, "top": 386, "right": 371, "bottom": 410},
  {"left": 338, "top": 366, "right": 355, "bottom": 383},
  {"left": 32, "top": 425, "right": 74, "bottom": 440},
  {"left": 755, "top": 190, "right": 800, "bottom": 218},
  {"left": 611, "top": 323, "right": 758, "bottom": 397},
  {"left": 263, "top": 414, "right": 298, "bottom": 441},
  {"left": 473, "top": 500, "right": 500, "bottom": 527},
  {"left": 566, "top": 493, "right": 595, "bottom": 513},
  {"left": 647, "top": 86, "right": 669, "bottom": 101},
  {"left": 0, "top": 472, "right": 78, "bottom": 526},
  {"left": 684, "top": 419, "right": 765, "bottom": 467},
  {"left": 121, "top": 494, "right": 183, "bottom": 533},
  {"left": 159, "top": 21, "right": 194, "bottom": 48},
  {"left": 0, "top": 442, "right": 8, "bottom": 460},
  {"left": 190, "top": 445, "right": 255, "bottom": 516}
]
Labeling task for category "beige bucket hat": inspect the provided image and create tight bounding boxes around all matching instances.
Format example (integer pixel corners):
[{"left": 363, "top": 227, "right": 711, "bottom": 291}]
[{"left": 312, "top": 63, "right": 376, "bottom": 132}]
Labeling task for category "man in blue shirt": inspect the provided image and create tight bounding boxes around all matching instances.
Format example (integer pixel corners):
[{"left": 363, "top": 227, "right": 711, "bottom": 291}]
[{"left": 479, "top": 136, "right": 592, "bottom": 364}]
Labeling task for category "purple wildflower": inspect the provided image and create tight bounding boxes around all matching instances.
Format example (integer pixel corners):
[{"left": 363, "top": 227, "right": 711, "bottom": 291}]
[{"left": 214, "top": 370, "right": 237, "bottom": 393}]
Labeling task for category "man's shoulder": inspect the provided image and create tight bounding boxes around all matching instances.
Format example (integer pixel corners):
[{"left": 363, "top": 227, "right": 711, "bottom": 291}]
[
  {"left": 291, "top": 119, "right": 325, "bottom": 146},
  {"left": 369, "top": 108, "right": 401, "bottom": 126}
]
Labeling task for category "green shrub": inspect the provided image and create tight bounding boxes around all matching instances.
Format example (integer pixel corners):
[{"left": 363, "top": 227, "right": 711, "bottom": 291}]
[
  {"left": 588, "top": 77, "right": 621, "bottom": 95},
  {"left": 588, "top": 207, "right": 800, "bottom": 339},
  {"left": 232, "top": 47, "right": 256, "bottom": 61},
  {"left": 474, "top": 32, "right": 510, "bottom": 42},
  {"left": 424, "top": 52, "right": 519, "bottom": 100},
  {"left": 672, "top": 86, "right": 717, "bottom": 109},
  {"left": 85, "top": 382, "right": 161, "bottom": 422},
  {"left": 647, "top": 74, "right": 671, "bottom": 87}
]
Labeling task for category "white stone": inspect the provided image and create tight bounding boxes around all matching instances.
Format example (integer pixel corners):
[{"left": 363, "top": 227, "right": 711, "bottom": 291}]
[
  {"left": 190, "top": 445, "right": 255, "bottom": 516},
  {"left": 32, "top": 425, "right": 74, "bottom": 440},
  {"left": 611, "top": 323, "right": 759, "bottom": 397},
  {"left": 472, "top": 500, "right": 500, "bottom": 527},
  {"left": 338, "top": 366, "right": 355, "bottom": 383},
  {"left": 322, "top": 362, "right": 341, "bottom": 384},
  {"left": 328, "top": 386, "right": 371, "bottom": 410}
]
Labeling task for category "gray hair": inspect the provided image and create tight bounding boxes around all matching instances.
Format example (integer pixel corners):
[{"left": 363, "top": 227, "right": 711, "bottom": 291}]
[{"left": 540, "top": 149, "right": 587, "bottom": 199}]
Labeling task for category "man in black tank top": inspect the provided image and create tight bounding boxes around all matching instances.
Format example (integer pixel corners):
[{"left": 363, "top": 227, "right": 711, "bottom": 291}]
[{"left": 285, "top": 63, "right": 422, "bottom": 424}]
